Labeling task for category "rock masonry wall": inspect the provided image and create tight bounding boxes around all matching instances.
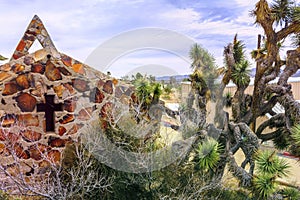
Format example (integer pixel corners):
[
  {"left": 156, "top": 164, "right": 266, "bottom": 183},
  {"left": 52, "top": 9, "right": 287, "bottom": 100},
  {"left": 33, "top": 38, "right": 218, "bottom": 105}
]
[{"left": 0, "top": 15, "right": 136, "bottom": 177}]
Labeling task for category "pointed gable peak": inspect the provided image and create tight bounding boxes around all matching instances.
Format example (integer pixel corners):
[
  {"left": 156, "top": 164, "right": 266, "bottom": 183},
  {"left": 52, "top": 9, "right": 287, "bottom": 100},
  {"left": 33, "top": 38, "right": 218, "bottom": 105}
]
[{"left": 10, "top": 15, "right": 57, "bottom": 61}]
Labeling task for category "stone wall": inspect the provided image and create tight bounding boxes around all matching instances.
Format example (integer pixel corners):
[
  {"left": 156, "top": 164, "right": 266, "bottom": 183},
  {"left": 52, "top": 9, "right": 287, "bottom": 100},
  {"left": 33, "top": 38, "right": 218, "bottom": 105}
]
[{"left": 0, "top": 15, "right": 136, "bottom": 180}]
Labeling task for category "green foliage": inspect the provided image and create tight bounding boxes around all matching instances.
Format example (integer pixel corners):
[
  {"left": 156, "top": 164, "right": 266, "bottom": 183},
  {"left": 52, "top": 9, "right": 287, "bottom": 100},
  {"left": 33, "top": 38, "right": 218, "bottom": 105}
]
[
  {"left": 223, "top": 92, "right": 232, "bottom": 107},
  {"left": 272, "top": 129, "right": 290, "bottom": 150},
  {"left": 233, "top": 34, "right": 245, "bottom": 64},
  {"left": 271, "top": 0, "right": 294, "bottom": 27},
  {"left": 232, "top": 60, "right": 251, "bottom": 87},
  {"left": 194, "top": 138, "right": 221, "bottom": 171},
  {"left": 189, "top": 43, "right": 218, "bottom": 97},
  {"left": 189, "top": 43, "right": 215, "bottom": 71},
  {"left": 231, "top": 35, "right": 251, "bottom": 88},
  {"left": 163, "top": 84, "right": 172, "bottom": 95},
  {"left": 253, "top": 150, "right": 291, "bottom": 199},
  {"left": 189, "top": 70, "right": 209, "bottom": 97},
  {"left": 253, "top": 173, "right": 277, "bottom": 199},
  {"left": 255, "top": 150, "right": 290, "bottom": 177},
  {"left": 291, "top": 124, "right": 300, "bottom": 146},
  {"left": 0, "top": 191, "right": 9, "bottom": 200},
  {"left": 135, "top": 78, "right": 152, "bottom": 106},
  {"left": 281, "top": 187, "right": 300, "bottom": 199},
  {"left": 0, "top": 54, "right": 7, "bottom": 61}
]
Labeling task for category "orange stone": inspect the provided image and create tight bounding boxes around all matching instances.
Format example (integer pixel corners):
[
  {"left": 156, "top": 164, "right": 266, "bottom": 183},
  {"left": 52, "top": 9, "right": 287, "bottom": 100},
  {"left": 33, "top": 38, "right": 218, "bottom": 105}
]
[
  {"left": 31, "top": 63, "right": 45, "bottom": 74},
  {"left": 53, "top": 85, "right": 65, "bottom": 98},
  {"left": 45, "top": 60, "right": 62, "bottom": 81},
  {"left": 58, "top": 67, "right": 71, "bottom": 76},
  {"left": 59, "top": 114, "right": 75, "bottom": 124},
  {"left": 58, "top": 126, "right": 67, "bottom": 136},
  {"left": 0, "top": 142, "right": 6, "bottom": 154},
  {"left": 21, "top": 130, "right": 41, "bottom": 142},
  {"left": 0, "top": 64, "right": 11, "bottom": 71},
  {"left": 29, "top": 144, "right": 50, "bottom": 161},
  {"left": 33, "top": 49, "right": 47, "bottom": 61},
  {"left": 47, "top": 150, "right": 61, "bottom": 163},
  {"left": 97, "top": 79, "right": 105, "bottom": 87},
  {"left": 0, "top": 114, "right": 16, "bottom": 127},
  {"left": 16, "top": 93, "right": 37, "bottom": 112},
  {"left": 64, "top": 99, "right": 76, "bottom": 112},
  {"left": 48, "top": 136, "right": 66, "bottom": 147},
  {"left": 72, "top": 63, "right": 85, "bottom": 74},
  {"left": 0, "top": 72, "right": 10, "bottom": 81},
  {"left": 67, "top": 124, "right": 83, "bottom": 135},
  {"left": 14, "top": 143, "right": 30, "bottom": 159},
  {"left": 103, "top": 80, "right": 113, "bottom": 94},
  {"left": 39, "top": 160, "right": 50, "bottom": 170},
  {"left": 16, "top": 40, "right": 26, "bottom": 51},
  {"left": 16, "top": 74, "right": 30, "bottom": 89},
  {"left": 72, "top": 79, "right": 89, "bottom": 92},
  {"left": 78, "top": 107, "right": 93, "bottom": 121},
  {"left": 18, "top": 114, "right": 39, "bottom": 126},
  {"left": 3, "top": 82, "right": 18, "bottom": 95},
  {"left": 90, "top": 87, "right": 105, "bottom": 103},
  {"left": 112, "top": 78, "right": 118, "bottom": 85},
  {"left": 63, "top": 83, "right": 75, "bottom": 95},
  {"left": 12, "top": 52, "right": 25, "bottom": 60},
  {"left": 0, "top": 130, "right": 18, "bottom": 142},
  {"left": 11, "top": 64, "right": 25, "bottom": 73},
  {"left": 61, "top": 55, "right": 72, "bottom": 67}
]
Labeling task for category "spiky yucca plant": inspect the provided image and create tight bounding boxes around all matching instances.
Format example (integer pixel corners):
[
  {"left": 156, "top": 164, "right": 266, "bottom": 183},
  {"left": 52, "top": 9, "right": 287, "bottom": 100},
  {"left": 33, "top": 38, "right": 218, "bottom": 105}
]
[
  {"left": 253, "top": 150, "right": 290, "bottom": 199},
  {"left": 291, "top": 124, "right": 300, "bottom": 146},
  {"left": 232, "top": 60, "right": 251, "bottom": 87},
  {"left": 195, "top": 138, "right": 220, "bottom": 171},
  {"left": 255, "top": 150, "right": 290, "bottom": 177},
  {"left": 281, "top": 187, "right": 300, "bottom": 200},
  {"left": 253, "top": 173, "right": 277, "bottom": 199}
]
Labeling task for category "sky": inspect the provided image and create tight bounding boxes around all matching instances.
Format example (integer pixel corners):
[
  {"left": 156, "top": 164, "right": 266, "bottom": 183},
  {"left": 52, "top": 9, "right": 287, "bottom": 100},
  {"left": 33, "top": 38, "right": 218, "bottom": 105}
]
[{"left": 0, "top": 0, "right": 299, "bottom": 78}]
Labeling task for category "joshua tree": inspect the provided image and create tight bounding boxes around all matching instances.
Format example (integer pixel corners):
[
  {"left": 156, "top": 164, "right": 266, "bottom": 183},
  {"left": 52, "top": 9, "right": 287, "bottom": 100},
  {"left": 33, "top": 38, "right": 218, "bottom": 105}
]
[{"left": 211, "top": 0, "right": 300, "bottom": 194}]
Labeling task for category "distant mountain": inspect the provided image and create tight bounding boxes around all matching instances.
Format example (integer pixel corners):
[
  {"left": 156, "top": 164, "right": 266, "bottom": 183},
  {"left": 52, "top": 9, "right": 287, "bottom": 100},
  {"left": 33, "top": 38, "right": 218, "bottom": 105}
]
[{"left": 156, "top": 74, "right": 190, "bottom": 83}]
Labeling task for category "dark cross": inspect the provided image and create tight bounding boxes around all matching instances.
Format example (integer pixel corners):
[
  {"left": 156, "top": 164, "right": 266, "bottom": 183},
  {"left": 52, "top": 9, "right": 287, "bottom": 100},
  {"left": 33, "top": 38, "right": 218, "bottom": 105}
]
[{"left": 37, "top": 94, "right": 63, "bottom": 132}]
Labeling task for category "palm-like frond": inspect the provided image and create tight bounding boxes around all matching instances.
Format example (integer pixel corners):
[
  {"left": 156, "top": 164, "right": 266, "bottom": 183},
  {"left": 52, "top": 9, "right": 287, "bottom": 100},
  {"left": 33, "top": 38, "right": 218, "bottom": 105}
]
[
  {"left": 189, "top": 43, "right": 215, "bottom": 71},
  {"left": 151, "top": 83, "right": 162, "bottom": 104},
  {"left": 251, "top": 0, "right": 272, "bottom": 25},
  {"left": 255, "top": 150, "right": 290, "bottom": 177},
  {"left": 195, "top": 138, "right": 220, "bottom": 171},
  {"left": 253, "top": 173, "right": 277, "bottom": 199},
  {"left": 233, "top": 34, "right": 245, "bottom": 64},
  {"left": 292, "top": 6, "right": 300, "bottom": 22},
  {"left": 135, "top": 79, "right": 152, "bottom": 105},
  {"left": 0, "top": 54, "right": 7, "bottom": 61},
  {"left": 272, "top": 128, "right": 290, "bottom": 150},
  {"left": 271, "top": 0, "right": 294, "bottom": 27},
  {"left": 281, "top": 187, "right": 300, "bottom": 199},
  {"left": 232, "top": 60, "right": 251, "bottom": 87},
  {"left": 223, "top": 92, "right": 232, "bottom": 107},
  {"left": 291, "top": 124, "right": 300, "bottom": 146}
]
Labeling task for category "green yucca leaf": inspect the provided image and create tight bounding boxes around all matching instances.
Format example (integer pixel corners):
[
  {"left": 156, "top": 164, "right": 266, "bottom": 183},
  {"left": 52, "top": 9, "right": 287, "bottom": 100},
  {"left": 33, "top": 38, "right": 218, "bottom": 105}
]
[
  {"left": 291, "top": 124, "right": 300, "bottom": 146},
  {"left": 195, "top": 138, "right": 220, "bottom": 171},
  {"left": 255, "top": 150, "right": 290, "bottom": 177},
  {"left": 0, "top": 54, "right": 7, "bottom": 61},
  {"left": 253, "top": 173, "right": 277, "bottom": 199},
  {"left": 232, "top": 60, "right": 251, "bottom": 87},
  {"left": 272, "top": 129, "right": 290, "bottom": 150},
  {"left": 281, "top": 187, "right": 300, "bottom": 200}
]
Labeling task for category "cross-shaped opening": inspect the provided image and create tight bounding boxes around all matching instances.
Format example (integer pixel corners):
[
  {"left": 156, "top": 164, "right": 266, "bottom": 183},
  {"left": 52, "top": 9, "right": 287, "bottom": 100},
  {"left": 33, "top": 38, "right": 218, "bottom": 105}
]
[{"left": 37, "top": 94, "right": 63, "bottom": 132}]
